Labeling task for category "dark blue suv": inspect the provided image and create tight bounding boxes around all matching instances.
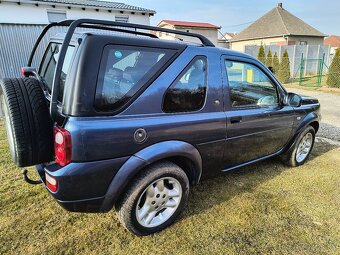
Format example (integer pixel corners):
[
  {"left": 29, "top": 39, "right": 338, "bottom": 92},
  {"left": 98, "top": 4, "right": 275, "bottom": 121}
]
[{"left": 0, "top": 19, "right": 320, "bottom": 235}]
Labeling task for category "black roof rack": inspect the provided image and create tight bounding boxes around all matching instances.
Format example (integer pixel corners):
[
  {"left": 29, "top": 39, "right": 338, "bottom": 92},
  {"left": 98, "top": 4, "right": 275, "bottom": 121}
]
[{"left": 27, "top": 19, "right": 215, "bottom": 121}]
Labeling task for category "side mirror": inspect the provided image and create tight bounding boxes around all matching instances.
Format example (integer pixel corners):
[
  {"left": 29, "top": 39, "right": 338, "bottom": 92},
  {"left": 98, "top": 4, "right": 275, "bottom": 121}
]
[{"left": 284, "top": 92, "right": 302, "bottom": 107}]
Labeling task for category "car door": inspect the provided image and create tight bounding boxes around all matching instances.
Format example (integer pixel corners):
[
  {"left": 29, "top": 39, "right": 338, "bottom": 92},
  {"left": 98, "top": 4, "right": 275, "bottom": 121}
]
[
  {"left": 221, "top": 56, "right": 295, "bottom": 169},
  {"left": 161, "top": 54, "right": 226, "bottom": 177}
]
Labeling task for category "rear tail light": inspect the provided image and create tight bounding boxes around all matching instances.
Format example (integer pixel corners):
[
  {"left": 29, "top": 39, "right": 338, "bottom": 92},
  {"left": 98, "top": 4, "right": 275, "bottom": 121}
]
[
  {"left": 54, "top": 126, "right": 72, "bottom": 166},
  {"left": 45, "top": 173, "right": 58, "bottom": 192},
  {"left": 20, "top": 67, "right": 25, "bottom": 76}
]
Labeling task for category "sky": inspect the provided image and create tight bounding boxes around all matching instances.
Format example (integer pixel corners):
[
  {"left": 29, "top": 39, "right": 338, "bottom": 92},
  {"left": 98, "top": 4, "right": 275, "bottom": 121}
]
[{"left": 121, "top": 0, "right": 340, "bottom": 36}]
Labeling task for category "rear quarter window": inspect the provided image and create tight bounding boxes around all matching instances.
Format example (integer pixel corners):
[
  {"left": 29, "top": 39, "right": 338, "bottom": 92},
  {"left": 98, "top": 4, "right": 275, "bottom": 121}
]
[{"left": 95, "top": 45, "right": 175, "bottom": 111}]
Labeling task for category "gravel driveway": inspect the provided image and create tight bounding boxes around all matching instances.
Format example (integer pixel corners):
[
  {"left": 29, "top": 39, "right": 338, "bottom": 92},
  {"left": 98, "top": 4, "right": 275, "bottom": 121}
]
[{"left": 288, "top": 88, "right": 340, "bottom": 145}]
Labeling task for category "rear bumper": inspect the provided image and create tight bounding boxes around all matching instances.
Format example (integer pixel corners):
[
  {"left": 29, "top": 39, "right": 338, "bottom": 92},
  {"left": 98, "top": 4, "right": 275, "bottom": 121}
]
[
  {"left": 56, "top": 196, "right": 105, "bottom": 213},
  {"left": 35, "top": 156, "right": 129, "bottom": 212}
]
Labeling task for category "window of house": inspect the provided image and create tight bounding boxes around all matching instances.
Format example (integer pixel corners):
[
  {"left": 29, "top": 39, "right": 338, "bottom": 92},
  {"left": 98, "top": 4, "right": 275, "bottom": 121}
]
[
  {"left": 95, "top": 45, "right": 175, "bottom": 111},
  {"left": 115, "top": 15, "right": 129, "bottom": 23},
  {"left": 299, "top": 41, "right": 307, "bottom": 45},
  {"left": 47, "top": 10, "right": 67, "bottom": 23},
  {"left": 163, "top": 57, "right": 207, "bottom": 113},
  {"left": 225, "top": 60, "right": 278, "bottom": 108}
]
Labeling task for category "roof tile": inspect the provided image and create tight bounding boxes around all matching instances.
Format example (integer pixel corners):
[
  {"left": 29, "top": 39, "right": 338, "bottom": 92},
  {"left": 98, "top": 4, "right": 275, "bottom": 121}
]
[
  {"left": 324, "top": 35, "right": 340, "bottom": 47},
  {"left": 231, "top": 5, "right": 325, "bottom": 42},
  {"left": 160, "top": 20, "right": 220, "bottom": 29},
  {"left": 25, "top": 0, "right": 155, "bottom": 13}
]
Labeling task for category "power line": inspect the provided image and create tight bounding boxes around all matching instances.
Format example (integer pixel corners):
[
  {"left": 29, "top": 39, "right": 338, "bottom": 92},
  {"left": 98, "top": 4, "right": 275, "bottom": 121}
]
[{"left": 222, "top": 21, "right": 254, "bottom": 28}]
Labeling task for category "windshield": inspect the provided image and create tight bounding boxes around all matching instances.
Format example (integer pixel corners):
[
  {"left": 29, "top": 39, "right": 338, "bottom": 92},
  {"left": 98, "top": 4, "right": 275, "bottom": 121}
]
[{"left": 39, "top": 42, "right": 75, "bottom": 101}]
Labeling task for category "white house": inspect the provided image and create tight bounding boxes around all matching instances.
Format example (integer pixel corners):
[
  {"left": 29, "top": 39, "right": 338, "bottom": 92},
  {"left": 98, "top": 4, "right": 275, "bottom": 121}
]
[
  {"left": 0, "top": 0, "right": 155, "bottom": 25},
  {"left": 0, "top": 0, "right": 156, "bottom": 79},
  {"left": 156, "top": 20, "right": 228, "bottom": 47}
]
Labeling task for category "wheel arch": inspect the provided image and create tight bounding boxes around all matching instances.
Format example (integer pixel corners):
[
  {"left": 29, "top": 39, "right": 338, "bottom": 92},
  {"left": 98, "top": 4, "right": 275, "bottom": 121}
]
[
  {"left": 282, "top": 112, "right": 319, "bottom": 154},
  {"left": 100, "top": 140, "right": 202, "bottom": 212},
  {"left": 296, "top": 112, "right": 319, "bottom": 134},
  {"left": 309, "top": 121, "right": 319, "bottom": 133}
]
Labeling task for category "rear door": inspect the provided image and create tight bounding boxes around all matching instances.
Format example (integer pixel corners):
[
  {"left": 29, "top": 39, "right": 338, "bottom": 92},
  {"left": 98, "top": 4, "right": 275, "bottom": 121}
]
[
  {"left": 39, "top": 42, "right": 76, "bottom": 101},
  {"left": 221, "top": 56, "right": 295, "bottom": 169}
]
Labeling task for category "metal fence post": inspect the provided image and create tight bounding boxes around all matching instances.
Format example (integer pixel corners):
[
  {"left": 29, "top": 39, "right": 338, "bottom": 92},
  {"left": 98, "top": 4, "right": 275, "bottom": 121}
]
[
  {"left": 292, "top": 45, "right": 296, "bottom": 78},
  {"left": 304, "top": 45, "right": 309, "bottom": 77},
  {"left": 299, "top": 53, "right": 304, "bottom": 86},
  {"left": 317, "top": 53, "right": 325, "bottom": 86}
]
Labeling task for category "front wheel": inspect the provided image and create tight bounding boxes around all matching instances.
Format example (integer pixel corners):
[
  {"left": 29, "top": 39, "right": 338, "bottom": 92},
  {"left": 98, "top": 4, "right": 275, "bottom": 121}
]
[
  {"left": 280, "top": 126, "right": 315, "bottom": 167},
  {"left": 116, "top": 161, "right": 189, "bottom": 236}
]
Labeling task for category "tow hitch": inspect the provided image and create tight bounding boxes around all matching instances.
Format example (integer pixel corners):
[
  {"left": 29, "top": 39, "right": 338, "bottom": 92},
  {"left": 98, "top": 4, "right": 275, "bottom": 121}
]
[{"left": 22, "top": 169, "right": 42, "bottom": 185}]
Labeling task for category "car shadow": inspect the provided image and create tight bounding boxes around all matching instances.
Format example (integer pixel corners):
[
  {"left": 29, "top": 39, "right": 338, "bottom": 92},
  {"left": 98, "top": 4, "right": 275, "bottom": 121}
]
[{"left": 181, "top": 138, "right": 339, "bottom": 220}]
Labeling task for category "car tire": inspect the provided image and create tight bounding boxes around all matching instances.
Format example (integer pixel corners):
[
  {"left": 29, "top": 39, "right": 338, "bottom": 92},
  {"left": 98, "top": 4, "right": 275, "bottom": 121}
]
[
  {"left": 0, "top": 78, "right": 54, "bottom": 167},
  {"left": 280, "top": 126, "right": 315, "bottom": 167},
  {"left": 116, "top": 161, "right": 189, "bottom": 236}
]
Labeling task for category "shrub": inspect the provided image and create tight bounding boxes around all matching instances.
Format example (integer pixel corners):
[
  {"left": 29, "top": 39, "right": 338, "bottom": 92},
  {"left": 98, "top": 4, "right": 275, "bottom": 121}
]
[
  {"left": 326, "top": 48, "right": 340, "bottom": 88},
  {"left": 273, "top": 52, "right": 280, "bottom": 74},
  {"left": 265, "top": 49, "right": 273, "bottom": 67},
  {"left": 277, "top": 50, "right": 291, "bottom": 84},
  {"left": 257, "top": 45, "right": 266, "bottom": 64}
]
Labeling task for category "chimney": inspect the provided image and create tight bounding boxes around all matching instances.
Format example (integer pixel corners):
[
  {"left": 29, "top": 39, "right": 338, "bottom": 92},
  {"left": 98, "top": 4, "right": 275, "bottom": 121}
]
[{"left": 278, "top": 3, "right": 283, "bottom": 8}]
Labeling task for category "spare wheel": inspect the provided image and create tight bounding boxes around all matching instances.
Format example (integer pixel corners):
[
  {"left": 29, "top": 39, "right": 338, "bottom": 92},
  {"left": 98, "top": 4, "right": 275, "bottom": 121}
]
[{"left": 0, "top": 78, "right": 54, "bottom": 167}]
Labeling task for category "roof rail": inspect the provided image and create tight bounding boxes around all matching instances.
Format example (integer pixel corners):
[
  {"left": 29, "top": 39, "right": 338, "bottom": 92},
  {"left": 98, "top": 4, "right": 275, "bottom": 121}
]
[{"left": 27, "top": 19, "right": 215, "bottom": 121}]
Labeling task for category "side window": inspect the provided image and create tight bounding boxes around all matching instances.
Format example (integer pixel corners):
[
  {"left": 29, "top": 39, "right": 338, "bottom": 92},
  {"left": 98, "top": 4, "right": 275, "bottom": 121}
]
[
  {"left": 39, "top": 43, "right": 75, "bottom": 101},
  {"left": 225, "top": 60, "right": 279, "bottom": 108},
  {"left": 163, "top": 57, "right": 207, "bottom": 113},
  {"left": 95, "top": 46, "right": 173, "bottom": 111}
]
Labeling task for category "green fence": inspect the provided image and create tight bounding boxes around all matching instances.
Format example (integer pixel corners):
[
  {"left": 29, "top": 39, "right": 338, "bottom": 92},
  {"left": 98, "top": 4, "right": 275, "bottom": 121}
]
[
  {"left": 294, "top": 52, "right": 340, "bottom": 88},
  {"left": 297, "top": 54, "right": 325, "bottom": 87}
]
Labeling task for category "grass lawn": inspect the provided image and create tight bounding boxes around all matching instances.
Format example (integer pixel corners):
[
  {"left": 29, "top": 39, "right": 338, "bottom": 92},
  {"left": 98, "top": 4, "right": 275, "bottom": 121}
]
[{"left": 0, "top": 120, "right": 339, "bottom": 255}]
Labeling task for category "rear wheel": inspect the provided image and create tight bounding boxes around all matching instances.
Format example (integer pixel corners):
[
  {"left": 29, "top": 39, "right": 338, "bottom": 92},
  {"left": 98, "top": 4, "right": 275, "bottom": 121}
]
[
  {"left": 0, "top": 78, "right": 54, "bottom": 167},
  {"left": 116, "top": 161, "right": 189, "bottom": 236}
]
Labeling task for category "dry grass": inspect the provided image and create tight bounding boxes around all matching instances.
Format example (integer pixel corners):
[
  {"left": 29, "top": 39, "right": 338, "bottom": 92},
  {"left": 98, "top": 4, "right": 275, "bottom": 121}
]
[{"left": 0, "top": 120, "right": 339, "bottom": 255}]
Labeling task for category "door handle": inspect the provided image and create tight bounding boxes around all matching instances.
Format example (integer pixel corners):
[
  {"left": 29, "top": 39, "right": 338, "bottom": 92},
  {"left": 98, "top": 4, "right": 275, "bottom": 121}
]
[{"left": 230, "top": 116, "right": 242, "bottom": 124}]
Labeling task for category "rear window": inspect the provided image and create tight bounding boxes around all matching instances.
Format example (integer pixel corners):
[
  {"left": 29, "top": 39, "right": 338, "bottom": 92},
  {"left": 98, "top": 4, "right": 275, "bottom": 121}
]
[
  {"left": 39, "top": 43, "right": 75, "bottom": 101},
  {"left": 95, "top": 45, "right": 174, "bottom": 111}
]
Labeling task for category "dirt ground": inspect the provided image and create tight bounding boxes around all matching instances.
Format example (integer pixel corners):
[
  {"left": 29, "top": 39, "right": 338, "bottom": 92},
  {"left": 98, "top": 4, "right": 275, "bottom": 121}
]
[{"left": 287, "top": 87, "right": 340, "bottom": 144}]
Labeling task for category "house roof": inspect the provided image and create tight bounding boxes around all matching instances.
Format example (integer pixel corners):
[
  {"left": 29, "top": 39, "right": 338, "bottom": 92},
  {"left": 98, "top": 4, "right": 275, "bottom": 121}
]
[
  {"left": 324, "top": 35, "right": 340, "bottom": 47},
  {"left": 231, "top": 4, "right": 325, "bottom": 42},
  {"left": 219, "top": 32, "right": 237, "bottom": 41},
  {"left": 5, "top": 0, "right": 156, "bottom": 13},
  {"left": 159, "top": 20, "right": 220, "bottom": 29},
  {"left": 224, "top": 32, "right": 237, "bottom": 38}
]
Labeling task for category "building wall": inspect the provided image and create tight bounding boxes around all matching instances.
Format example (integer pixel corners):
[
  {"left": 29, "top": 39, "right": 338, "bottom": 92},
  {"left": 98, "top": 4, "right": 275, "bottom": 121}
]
[
  {"left": 329, "top": 47, "right": 338, "bottom": 56},
  {"left": 0, "top": 1, "right": 150, "bottom": 25},
  {"left": 157, "top": 24, "right": 220, "bottom": 46},
  {"left": 231, "top": 36, "right": 288, "bottom": 52},
  {"left": 287, "top": 36, "right": 324, "bottom": 46},
  {"left": 231, "top": 36, "right": 325, "bottom": 52},
  {"left": 216, "top": 40, "right": 230, "bottom": 48},
  {"left": 0, "top": 24, "right": 64, "bottom": 79}
]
